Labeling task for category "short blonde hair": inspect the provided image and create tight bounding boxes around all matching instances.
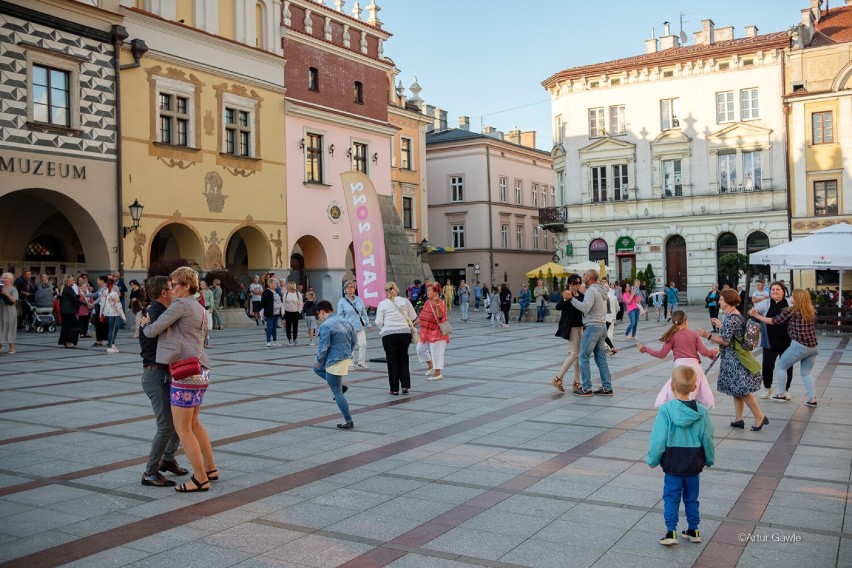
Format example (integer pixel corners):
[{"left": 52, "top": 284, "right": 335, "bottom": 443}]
[
  {"left": 169, "top": 266, "right": 199, "bottom": 294},
  {"left": 385, "top": 281, "right": 398, "bottom": 299},
  {"left": 288, "top": 281, "right": 297, "bottom": 292},
  {"left": 672, "top": 366, "right": 697, "bottom": 395}
]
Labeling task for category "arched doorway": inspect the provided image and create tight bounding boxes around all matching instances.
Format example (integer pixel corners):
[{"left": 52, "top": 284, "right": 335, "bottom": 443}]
[
  {"left": 0, "top": 188, "right": 110, "bottom": 275},
  {"left": 225, "top": 225, "right": 271, "bottom": 278},
  {"left": 746, "top": 231, "right": 770, "bottom": 282},
  {"left": 666, "top": 235, "right": 687, "bottom": 291},
  {"left": 150, "top": 223, "right": 204, "bottom": 269},
  {"left": 589, "top": 238, "right": 608, "bottom": 264},
  {"left": 717, "top": 232, "right": 738, "bottom": 286},
  {"left": 291, "top": 234, "right": 328, "bottom": 295}
]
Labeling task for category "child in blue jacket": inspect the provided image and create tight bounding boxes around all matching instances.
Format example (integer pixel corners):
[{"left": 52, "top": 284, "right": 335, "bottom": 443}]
[{"left": 647, "top": 365, "right": 715, "bottom": 546}]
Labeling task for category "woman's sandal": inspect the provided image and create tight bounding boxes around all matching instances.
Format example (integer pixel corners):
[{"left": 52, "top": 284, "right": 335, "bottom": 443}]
[
  {"left": 206, "top": 469, "right": 219, "bottom": 481},
  {"left": 551, "top": 377, "right": 564, "bottom": 393},
  {"left": 175, "top": 475, "right": 209, "bottom": 492}
]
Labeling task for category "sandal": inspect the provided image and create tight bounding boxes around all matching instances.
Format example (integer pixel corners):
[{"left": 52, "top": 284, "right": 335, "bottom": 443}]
[
  {"left": 175, "top": 475, "right": 209, "bottom": 492},
  {"left": 551, "top": 377, "right": 564, "bottom": 393},
  {"left": 573, "top": 381, "right": 581, "bottom": 392},
  {"left": 206, "top": 469, "right": 219, "bottom": 481}
]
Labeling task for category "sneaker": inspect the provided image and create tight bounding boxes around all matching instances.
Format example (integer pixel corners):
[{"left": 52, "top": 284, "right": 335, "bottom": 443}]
[
  {"left": 308, "top": 341, "right": 315, "bottom": 346},
  {"left": 593, "top": 388, "right": 614, "bottom": 396},
  {"left": 288, "top": 340, "right": 294, "bottom": 346},
  {"left": 804, "top": 399, "right": 818, "bottom": 407},
  {"left": 573, "top": 386, "right": 594, "bottom": 397},
  {"left": 106, "top": 346, "right": 118, "bottom": 353},
  {"left": 681, "top": 529, "right": 701, "bottom": 543},
  {"left": 271, "top": 341, "right": 282, "bottom": 346},
  {"left": 293, "top": 340, "right": 298, "bottom": 345},
  {"left": 760, "top": 387, "right": 772, "bottom": 399},
  {"left": 266, "top": 342, "right": 271, "bottom": 347},
  {"left": 348, "top": 364, "right": 355, "bottom": 371},
  {"left": 427, "top": 374, "right": 444, "bottom": 381},
  {"left": 660, "top": 531, "right": 678, "bottom": 546}
]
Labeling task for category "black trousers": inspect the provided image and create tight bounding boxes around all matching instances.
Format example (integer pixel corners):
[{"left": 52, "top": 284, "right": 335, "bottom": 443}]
[
  {"left": 78, "top": 314, "right": 90, "bottom": 336},
  {"left": 708, "top": 306, "right": 719, "bottom": 326},
  {"left": 58, "top": 313, "right": 79, "bottom": 345},
  {"left": 762, "top": 345, "right": 794, "bottom": 390},
  {"left": 284, "top": 311, "right": 300, "bottom": 340},
  {"left": 501, "top": 306, "right": 510, "bottom": 324},
  {"left": 94, "top": 317, "right": 108, "bottom": 342},
  {"left": 382, "top": 332, "right": 412, "bottom": 392}
]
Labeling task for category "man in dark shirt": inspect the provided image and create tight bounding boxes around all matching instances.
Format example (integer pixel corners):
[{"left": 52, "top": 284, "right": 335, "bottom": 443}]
[
  {"left": 139, "top": 276, "right": 188, "bottom": 487},
  {"left": 14, "top": 269, "right": 35, "bottom": 330}
]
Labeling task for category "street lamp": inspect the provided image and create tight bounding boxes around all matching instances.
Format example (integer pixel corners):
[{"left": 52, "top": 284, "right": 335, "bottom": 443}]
[
  {"left": 123, "top": 199, "right": 144, "bottom": 237},
  {"left": 418, "top": 237, "right": 430, "bottom": 256}
]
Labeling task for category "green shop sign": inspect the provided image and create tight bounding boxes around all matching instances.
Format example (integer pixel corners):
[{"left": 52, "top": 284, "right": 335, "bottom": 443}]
[
  {"left": 565, "top": 243, "right": 573, "bottom": 257},
  {"left": 615, "top": 236, "right": 635, "bottom": 255}
]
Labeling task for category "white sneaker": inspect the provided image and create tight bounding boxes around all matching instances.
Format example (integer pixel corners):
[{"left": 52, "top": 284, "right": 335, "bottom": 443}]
[
  {"left": 106, "top": 346, "right": 118, "bottom": 353},
  {"left": 266, "top": 342, "right": 272, "bottom": 347},
  {"left": 308, "top": 341, "right": 315, "bottom": 346},
  {"left": 427, "top": 374, "right": 444, "bottom": 381},
  {"left": 272, "top": 341, "right": 282, "bottom": 346},
  {"left": 348, "top": 364, "right": 355, "bottom": 371},
  {"left": 760, "top": 387, "right": 771, "bottom": 399}
]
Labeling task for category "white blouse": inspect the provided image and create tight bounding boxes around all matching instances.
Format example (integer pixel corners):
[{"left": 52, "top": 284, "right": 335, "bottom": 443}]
[{"left": 375, "top": 296, "right": 417, "bottom": 335}]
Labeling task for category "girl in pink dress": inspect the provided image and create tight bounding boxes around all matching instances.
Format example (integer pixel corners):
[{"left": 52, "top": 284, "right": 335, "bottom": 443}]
[{"left": 638, "top": 310, "right": 718, "bottom": 408}]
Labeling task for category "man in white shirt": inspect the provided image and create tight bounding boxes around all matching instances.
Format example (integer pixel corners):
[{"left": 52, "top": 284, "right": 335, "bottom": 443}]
[{"left": 751, "top": 281, "right": 769, "bottom": 305}]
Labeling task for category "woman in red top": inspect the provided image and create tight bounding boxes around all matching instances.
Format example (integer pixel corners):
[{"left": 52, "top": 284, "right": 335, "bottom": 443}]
[
  {"left": 638, "top": 310, "right": 717, "bottom": 408},
  {"left": 417, "top": 283, "right": 450, "bottom": 381}
]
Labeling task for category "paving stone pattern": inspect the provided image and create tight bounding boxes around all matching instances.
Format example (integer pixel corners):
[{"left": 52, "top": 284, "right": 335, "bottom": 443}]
[{"left": 0, "top": 305, "right": 849, "bottom": 567}]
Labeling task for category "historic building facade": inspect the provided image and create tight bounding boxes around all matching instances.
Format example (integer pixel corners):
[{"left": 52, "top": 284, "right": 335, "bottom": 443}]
[
  {"left": 542, "top": 19, "right": 790, "bottom": 303},
  {"left": 117, "top": 0, "right": 287, "bottom": 283},
  {"left": 0, "top": 0, "right": 124, "bottom": 278},
  {"left": 425, "top": 124, "right": 554, "bottom": 288},
  {"left": 786, "top": 0, "right": 852, "bottom": 289}
]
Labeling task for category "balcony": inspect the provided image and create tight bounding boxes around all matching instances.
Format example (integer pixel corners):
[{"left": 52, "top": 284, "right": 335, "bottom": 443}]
[{"left": 538, "top": 206, "right": 568, "bottom": 232}]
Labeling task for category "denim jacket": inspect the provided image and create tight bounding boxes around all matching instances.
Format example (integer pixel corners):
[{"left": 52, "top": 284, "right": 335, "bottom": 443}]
[
  {"left": 337, "top": 295, "right": 370, "bottom": 330},
  {"left": 315, "top": 313, "right": 357, "bottom": 370}
]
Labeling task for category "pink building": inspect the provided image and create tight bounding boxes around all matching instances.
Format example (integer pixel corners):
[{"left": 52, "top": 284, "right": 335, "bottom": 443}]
[{"left": 425, "top": 122, "right": 554, "bottom": 290}]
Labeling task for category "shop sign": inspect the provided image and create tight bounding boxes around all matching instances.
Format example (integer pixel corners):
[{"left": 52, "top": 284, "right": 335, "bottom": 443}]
[{"left": 615, "top": 236, "right": 635, "bottom": 256}]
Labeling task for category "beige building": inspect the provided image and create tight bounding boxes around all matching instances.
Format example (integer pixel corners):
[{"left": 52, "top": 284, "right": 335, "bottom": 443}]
[{"left": 786, "top": 0, "right": 852, "bottom": 289}]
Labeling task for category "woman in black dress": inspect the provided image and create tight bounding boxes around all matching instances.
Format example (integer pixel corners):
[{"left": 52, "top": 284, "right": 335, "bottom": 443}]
[
  {"left": 58, "top": 275, "right": 85, "bottom": 348},
  {"left": 499, "top": 284, "right": 512, "bottom": 328}
]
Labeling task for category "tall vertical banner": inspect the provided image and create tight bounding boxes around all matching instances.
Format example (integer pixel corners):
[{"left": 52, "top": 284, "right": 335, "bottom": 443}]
[{"left": 340, "top": 171, "right": 386, "bottom": 308}]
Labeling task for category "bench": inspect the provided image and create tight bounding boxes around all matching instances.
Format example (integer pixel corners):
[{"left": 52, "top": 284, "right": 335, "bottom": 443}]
[{"left": 815, "top": 305, "right": 852, "bottom": 334}]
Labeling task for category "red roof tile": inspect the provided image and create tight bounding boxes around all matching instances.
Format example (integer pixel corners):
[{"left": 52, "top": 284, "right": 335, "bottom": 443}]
[{"left": 811, "top": 5, "right": 852, "bottom": 47}]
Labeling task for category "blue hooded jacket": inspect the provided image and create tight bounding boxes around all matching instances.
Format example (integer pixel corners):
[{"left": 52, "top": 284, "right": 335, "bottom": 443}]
[{"left": 647, "top": 399, "right": 715, "bottom": 476}]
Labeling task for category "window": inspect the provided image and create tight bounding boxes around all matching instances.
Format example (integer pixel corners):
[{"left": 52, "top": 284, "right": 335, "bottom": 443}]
[
  {"left": 402, "top": 196, "right": 413, "bottom": 229},
  {"left": 501, "top": 224, "right": 509, "bottom": 248},
  {"left": 159, "top": 92, "right": 189, "bottom": 146},
  {"left": 743, "top": 151, "right": 761, "bottom": 190},
  {"left": 612, "top": 164, "right": 628, "bottom": 200},
  {"left": 609, "top": 105, "right": 625, "bottom": 135},
  {"left": 531, "top": 184, "right": 538, "bottom": 207},
  {"left": 554, "top": 115, "right": 563, "bottom": 143},
  {"left": 740, "top": 88, "right": 759, "bottom": 120},
  {"left": 452, "top": 224, "right": 465, "bottom": 248},
  {"left": 400, "top": 137, "right": 412, "bottom": 170},
  {"left": 306, "top": 132, "right": 323, "bottom": 183},
  {"left": 354, "top": 81, "right": 363, "bottom": 104},
  {"left": 541, "top": 187, "right": 547, "bottom": 207},
  {"left": 499, "top": 177, "right": 507, "bottom": 203},
  {"left": 550, "top": 186, "right": 555, "bottom": 207},
  {"left": 660, "top": 98, "right": 681, "bottom": 130},
  {"left": 718, "top": 153, "right": 737, "bottom": 192},
  {"left": 533, "top": 227, "right": 540, "bottom": 250},
  {"left": 451, "top": 176, "right": 464, "bottom": 202},
  {"left": 224, "top": 107, "right": 251, "bottom": 156},
  {"left": 716, "top": 91, "right": 734, "bottom": 123},
  {"left": 516, "top": 225, "right": 524, "bottom": 249},
  {"left": 32, "top": 65, "right": 70, "bottom": 127},
  {"left": 352, "top": 142, "right": 367, "bottom": 173},
  {"left": 591, "top": 165, "right": 607, "bottom": 202},
  {"left": 557, "top": 170, "right": 564, "bottom": 203},
  {"left": 589, "top": 107, "right": 605, "bottom": 137},
  {"left": 814, "top": 180, "right": 838, "bottom": 217},
  {"left": 662, "top": 159, "right": 682, "bottom": 197},
  {"left": 308, "top": 67, "right": 319, "bottom": 91},
  {"left": 255, "top": 1, "right": 267, "bottom": 48},
  {"left": 812, "top": 111, "right": 834, "bottom": 144},
  {"left": 515, "top": 180, "right": 522, "bottom": 204}
]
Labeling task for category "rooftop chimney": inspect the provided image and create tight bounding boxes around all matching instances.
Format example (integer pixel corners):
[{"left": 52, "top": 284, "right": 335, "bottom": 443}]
[
  {"left": 660, "top": 34, "right": 679, "bottom": 49},
  {"left": 645, "top": 37, "right": 658, "bottom": 54},
  {"left": 701, "top": 19, "right": 715, "bottom": 45},
  {"left": 433, "top": 107, "right": 447, "bottom": 131},
  {"left": 715, "top": 26, "right": 734, "bottom": 41},
  {"left": 459, "top": 116, "right": 470, "bottom": 131},
  {"left": 505, "top": 127, "right": 521, "bottom": 145},
  {"left": 520, "top": 131, "right": 536, "bottom": 148},
  {"left": 744, "top": 25, "right": 758, "bottom": 38},
  {"left": 424, "top": 104, "right": 435, "bottom": 131},
  {"left": 811, "top": 0, "right": 822, "bottom": 23}
]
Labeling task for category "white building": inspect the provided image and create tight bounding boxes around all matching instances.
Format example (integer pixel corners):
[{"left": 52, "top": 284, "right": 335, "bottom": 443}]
[{"left": 542, "top": 20, "right": 791, "bottom": 303}]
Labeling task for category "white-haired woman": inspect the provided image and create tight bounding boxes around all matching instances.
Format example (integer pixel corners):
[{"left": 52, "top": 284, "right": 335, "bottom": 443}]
[
  {"left": 0, "top": 273, "right": 18, "bottom": 353},
  {"left": 375, "top": 281, "right": 418, "bottom": 395}
]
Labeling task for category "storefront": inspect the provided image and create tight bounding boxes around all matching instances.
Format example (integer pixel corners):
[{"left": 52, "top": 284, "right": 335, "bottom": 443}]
[
  {"left": 615, "top": 236, "right": 636, "bottom": 282},
  {"left": 588, "top": 238, "right": 609, "bottom": 265}
]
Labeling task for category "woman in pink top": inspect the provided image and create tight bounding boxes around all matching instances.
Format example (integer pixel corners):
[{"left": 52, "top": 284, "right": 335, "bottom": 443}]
[
  {"left": 638, "top": 310, "right": 718, "bottom": 408},
  {"left": 622, "top": 283, "right": 640, "bottom": 339}
]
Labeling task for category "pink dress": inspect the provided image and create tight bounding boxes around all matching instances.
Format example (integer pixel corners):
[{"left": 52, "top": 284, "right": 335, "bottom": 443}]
[{"left": 642, "top": 328, "right": 716, "bottom": 409}]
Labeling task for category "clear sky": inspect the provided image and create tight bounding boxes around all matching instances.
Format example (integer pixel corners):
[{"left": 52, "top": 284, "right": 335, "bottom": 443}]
[{"left": 380, "top": 0, "right": 808, "bottom": 150}]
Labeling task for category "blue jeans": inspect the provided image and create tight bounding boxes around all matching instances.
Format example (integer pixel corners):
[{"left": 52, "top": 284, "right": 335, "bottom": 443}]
[
  {"left": 625, "top": 309, "right": 639, "bottom": 337},
  {"left": 536, "top": 302, "right": 547, "bottom": 321},
  {"left": 313, "top": 366, "right": 352, "bottom": 423},
  {"left": 474, "top": 296, "right": 481, "bottom": 309},
  {"left": 266, "top": 315, "right": 278, "bottom": 342},
  {"left": 663, "top": 473, "right": 700, "bottom": 531},
  {"left": 460, "top": 301, "right": 469, "bottom": 321},
  {"left": 141, "top": 368, "right": 180, "bottom": 475},
  {"left": 518, "top": 303, "right": 529, "bottom": 321},
  {"left": 775, "top": 340, "right": 819, "bottom": 400},
  {"left": 107, "top": 315, "right": 121, "bottom": 347},
  {"left": 578, "top": 323, "right": 612, "bottom": 390}
]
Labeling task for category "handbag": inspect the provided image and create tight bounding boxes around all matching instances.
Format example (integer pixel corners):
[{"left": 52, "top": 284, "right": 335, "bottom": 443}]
[
  {"left": 429, "top": 300, "right": 452, "bottom": 336},
  {"left": 168, "top": 308, "right": 206, "bottom": 380},
  {"left": 392, "top": 299, "right": 419, "bottom": 344}
]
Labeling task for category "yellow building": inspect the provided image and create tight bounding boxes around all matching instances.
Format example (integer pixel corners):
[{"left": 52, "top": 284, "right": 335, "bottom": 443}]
[
  {"left": 787, "top": 1, "right": 852, "bottom": 289},
  {"left": 117, "top": 0, "right": 287, "bottom": 282}
]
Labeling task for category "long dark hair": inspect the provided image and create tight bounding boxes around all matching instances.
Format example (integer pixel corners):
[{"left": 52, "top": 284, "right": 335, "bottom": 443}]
[{"left": 660, "top": 310, "right": 686, "bottom": 342}]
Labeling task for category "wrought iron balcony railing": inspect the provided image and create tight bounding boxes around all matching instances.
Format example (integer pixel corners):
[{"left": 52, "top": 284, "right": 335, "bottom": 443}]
[{"left": 538, "top": 206, "right": 568, "bottom": 232}]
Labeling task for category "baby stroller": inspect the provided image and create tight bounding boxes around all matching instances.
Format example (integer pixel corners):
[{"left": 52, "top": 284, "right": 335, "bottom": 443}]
[{"left": 22, "top": 299, "right": 56, "bottom": 333}]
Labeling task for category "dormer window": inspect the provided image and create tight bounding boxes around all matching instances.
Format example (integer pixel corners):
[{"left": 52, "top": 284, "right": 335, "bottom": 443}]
[
  {"left": 354, "top": 81, "right": 363, "bottom": 104},
  {"left": 308, "top": 67, "right": 319, "bottom": 92}
]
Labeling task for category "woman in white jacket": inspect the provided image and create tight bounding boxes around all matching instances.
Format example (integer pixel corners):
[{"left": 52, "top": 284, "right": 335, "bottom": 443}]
[
  {"left": 604, "top": 278, "right": 619, "bottom": 355},
  {"left": 374, "top": 281, "right": 418, "bottom": 395}
]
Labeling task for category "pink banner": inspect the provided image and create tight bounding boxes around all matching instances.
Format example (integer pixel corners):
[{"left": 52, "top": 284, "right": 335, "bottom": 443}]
[{"left": 340, "top": 171, "right": 386, "bottom": 308}]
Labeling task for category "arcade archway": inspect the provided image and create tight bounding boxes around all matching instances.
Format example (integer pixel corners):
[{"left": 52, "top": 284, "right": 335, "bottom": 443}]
[
  {"left": 290, "top": 234, "right": 327, "bottom": 288},
  {"left": 149, "top": 222, "right": 204, "bottom": 268},
  {"left": 225, "top": 225, "right": 271, "bottom": 277}
]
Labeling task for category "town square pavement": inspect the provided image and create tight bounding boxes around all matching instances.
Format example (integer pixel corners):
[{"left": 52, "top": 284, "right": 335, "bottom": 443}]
[{"left": 0, "top": 304, "right": 850, "bottom": 567}]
